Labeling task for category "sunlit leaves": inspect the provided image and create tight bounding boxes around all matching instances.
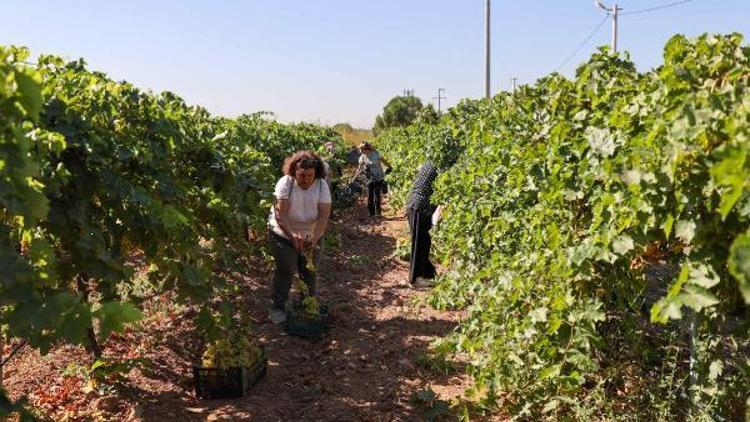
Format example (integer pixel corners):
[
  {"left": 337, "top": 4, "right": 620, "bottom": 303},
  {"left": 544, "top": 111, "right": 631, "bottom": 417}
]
[
  {"left": 377, "top": 33, "right": 750, "bottom": 417},
  {"left": 12, "top": 69, "right": 42, "bottom": 119},
  {"left": 651, "top": 262, "right": 720, "bottom": 323},
  {"left": 0, "top": 44, "right": 343, "bottom": 361},
  {"left": 675, "top": 220, "right": 697, "bottom": 245}
]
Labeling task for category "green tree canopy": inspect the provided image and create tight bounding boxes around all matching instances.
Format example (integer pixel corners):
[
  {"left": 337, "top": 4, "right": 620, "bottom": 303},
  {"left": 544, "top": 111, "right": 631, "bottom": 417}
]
[{"left": 373, "top": 95, "right": 423, "bottom": 134}]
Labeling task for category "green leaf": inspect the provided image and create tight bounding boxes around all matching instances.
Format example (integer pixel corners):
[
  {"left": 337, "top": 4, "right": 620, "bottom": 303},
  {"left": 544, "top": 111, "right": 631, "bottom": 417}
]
[
  {"left": 0, "top": 389, "right": 14, "bottom": 415},
  {"left": 47, "top": 293, "right": 93, "bottom": 352},
  {"left": 711, "top": 148, "right": 747, "bottom": 218},
  {"left": 28, "top": 237, "right": 55, "bottom": 272},
  {"left": 681, "top": 285, "right": 719, "bottom": 312},
  {"left": 587, "top": 127, "right": 618, "bottom": 157},
  {"left": 651, "top": 296, "right": 683, "bottom": 323},
  {"left": 612, "top": 235, "right": 635, "bottom": 255},
  {"left": 90, "top": 359, "right": 107, "bottom": 372},
  {"left": 542, "top": 398, "right": 560, "bottom": 414},
  {"left": 675, "top": 220, "right": 696, "bottom": 244},
  {"left": 539, "top": 364, "right": 561, "bottom": 380},
  {"left": 13, "top": 68, "right": 43, "bottom": 120},
  {"left": 160, "top": 205, "right": 189, "bottom": 229},
  {"left": 93, "top": 302, "right": 143, "bottom": 341},
  {"left": 688, "top": 264, "right": 719, "bottom": 289},
  {"left": 708, "top": 360, "right": 723, "bottom": 381},
  {"left": 662, "top": 214, "right": 675, "bottom": 239},
  {"left": 728, "top": 232, "right": 750, "bottom": 304},
  {"left": 529, "top": 306, "right": 548, "bottom": 323},
  {"left": 508, "top": 352, "right": 524, "bottom": 367}
]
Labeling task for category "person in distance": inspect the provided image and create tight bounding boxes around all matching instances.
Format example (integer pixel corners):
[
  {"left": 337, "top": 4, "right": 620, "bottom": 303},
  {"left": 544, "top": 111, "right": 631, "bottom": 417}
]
[
  {"left": 357, "top": 142, "right": 392, "bottom": 218},
  {"left": 405, "top": 160, "right": 443, "bottom": 288}
]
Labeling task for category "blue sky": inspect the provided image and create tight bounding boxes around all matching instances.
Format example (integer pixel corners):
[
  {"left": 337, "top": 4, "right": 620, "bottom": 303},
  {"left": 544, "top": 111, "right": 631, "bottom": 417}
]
[{"left": 1, "top": 1, "right": 748, "bottom": 128}]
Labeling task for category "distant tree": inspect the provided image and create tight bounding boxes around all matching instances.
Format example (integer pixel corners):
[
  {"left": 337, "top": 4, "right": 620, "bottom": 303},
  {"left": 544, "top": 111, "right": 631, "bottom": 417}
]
[
  {"left": 373, "top": 95, "right": 424, "bottom": 134},
  {"left": 333, "top": 123, "right": 354, "bottom": 134},
  {"left": 416, "top": 104, "right": 440, "bottom": 125}
]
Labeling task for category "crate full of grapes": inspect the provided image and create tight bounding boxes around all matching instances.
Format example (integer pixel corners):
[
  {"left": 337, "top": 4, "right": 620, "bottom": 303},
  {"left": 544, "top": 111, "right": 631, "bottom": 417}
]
[
  {"left": 285, "top": 280, "right": 329, "bottom": 340},
  {"left": 193, "top": 338, "right": 267, "bottom": 399}
]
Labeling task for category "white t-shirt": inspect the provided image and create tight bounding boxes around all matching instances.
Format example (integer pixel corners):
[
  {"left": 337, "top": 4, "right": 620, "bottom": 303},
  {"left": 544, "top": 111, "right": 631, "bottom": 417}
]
[
  {"left": 358, "top": 151, "right": 384, "bottom": 182},
  {"left": 268, "top": 175, "right": 332, "bottom": 239}
]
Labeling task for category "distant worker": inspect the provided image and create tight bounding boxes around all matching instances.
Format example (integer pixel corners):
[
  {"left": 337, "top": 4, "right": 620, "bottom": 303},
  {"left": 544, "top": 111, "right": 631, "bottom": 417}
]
[
  {"left": 357, "top": 142, "right": 392, "bottom": 218},
  {"left": 405, "top": 160, "right": 442, "bottom": 287}
]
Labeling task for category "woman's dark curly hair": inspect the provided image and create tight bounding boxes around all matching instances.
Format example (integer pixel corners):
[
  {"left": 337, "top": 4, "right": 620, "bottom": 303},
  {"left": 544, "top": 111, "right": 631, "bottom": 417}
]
[{"left": 282, "top": 150, "right": 327, "bottom": 179}]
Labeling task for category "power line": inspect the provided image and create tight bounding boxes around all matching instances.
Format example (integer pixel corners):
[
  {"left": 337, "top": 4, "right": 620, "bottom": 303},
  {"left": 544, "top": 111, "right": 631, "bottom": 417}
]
[
  {"left": 554, "top": 15, "right": 609, "bottom": 73},
  {"left": 621, "top": 0, "right": 696, "bottom": 16}
]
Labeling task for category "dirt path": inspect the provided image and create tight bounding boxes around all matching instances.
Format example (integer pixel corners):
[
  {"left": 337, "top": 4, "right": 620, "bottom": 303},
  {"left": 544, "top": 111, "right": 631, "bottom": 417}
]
[
  {"left": 184, "top": 200, "right": 468, "bottom": 421},
  {"left": 5, "top": 198, "right": 470, "bottom": 421}
]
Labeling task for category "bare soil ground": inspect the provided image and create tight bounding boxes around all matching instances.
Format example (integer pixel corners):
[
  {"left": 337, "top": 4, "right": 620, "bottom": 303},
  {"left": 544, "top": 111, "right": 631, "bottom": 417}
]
[{"left": 5, "top": 197, "right": 473, "bottom": 421}]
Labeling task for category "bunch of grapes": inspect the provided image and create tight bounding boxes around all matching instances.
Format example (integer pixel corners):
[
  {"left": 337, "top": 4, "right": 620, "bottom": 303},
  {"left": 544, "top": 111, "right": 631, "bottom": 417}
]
[
  {"left": 295, "top": 278, "right": 320, "bottom": 319},
  {"left": 202, "top": 336, "right": 263, "bottom": 369},
  {"left": 301, "top": 295, "right": 320, "bottom": 319},
  {"left": 303, "top": 234, "right": 316, "bottom": 272}
]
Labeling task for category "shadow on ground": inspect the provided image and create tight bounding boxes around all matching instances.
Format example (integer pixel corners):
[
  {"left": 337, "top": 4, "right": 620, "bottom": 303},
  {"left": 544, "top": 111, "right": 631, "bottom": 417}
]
[{"left": 126, "top": 197, "right": 462, "bottom": 421}]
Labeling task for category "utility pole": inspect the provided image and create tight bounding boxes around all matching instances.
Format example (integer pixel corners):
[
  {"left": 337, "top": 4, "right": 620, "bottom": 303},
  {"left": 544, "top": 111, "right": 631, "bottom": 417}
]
[
  {"left": 485, "top": 0, "right": 491, "bottom": 98},
  {"left": 612, "top": 4, "right": 620, "bottom": 53},
  {"left": 511, "top": 77, "right": 518, "bottom": 92},
  {"left": 594, "top": 1, "right": 622, "bottom": 53},
  {"left": 432, "top": 88, "right": 447, "bottom": 112},
  {"left": 402, "top": 89, "right": 415, "bottom": 97}
]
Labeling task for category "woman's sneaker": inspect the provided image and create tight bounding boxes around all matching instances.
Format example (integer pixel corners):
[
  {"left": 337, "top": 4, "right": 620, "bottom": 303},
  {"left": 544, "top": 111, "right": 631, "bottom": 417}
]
[{"left": 268, "top": 308, "right": 287, "bottom": 324}]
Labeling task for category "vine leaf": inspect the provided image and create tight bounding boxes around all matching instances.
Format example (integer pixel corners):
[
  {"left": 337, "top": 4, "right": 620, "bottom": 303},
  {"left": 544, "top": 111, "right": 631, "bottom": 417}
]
[
  {"left": 728, "top": 232, "right": 750, "bottom": 303},
  {"left": 93, "top": 302, "right": 143, "bottom": 341}
]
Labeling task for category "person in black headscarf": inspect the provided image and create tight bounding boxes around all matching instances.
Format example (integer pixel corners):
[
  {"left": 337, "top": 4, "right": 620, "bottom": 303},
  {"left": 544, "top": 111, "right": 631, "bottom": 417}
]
[{"left": 405, "top": 160, "right": 441, "bottom": 286}]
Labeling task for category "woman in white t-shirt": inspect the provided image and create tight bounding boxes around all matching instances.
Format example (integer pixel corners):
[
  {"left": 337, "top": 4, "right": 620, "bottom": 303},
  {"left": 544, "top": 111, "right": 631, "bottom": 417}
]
[{"left": 267, "top": 150, "right": 332, "bottom": 324}]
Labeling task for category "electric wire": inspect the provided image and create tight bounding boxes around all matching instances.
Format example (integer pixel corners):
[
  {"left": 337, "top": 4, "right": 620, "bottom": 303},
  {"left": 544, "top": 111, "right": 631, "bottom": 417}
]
[
  {"left": 621, "top": 0, "right": 697, "bottom": 16},
  {"left": 554, "top": 15, "right": 610, "bottom": 73}
]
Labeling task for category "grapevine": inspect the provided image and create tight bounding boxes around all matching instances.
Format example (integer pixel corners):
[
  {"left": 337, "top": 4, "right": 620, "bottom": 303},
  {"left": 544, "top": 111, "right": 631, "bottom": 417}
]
[
  {"left": 377, "top": 34, "right": 750, "bottom": 419},
  {"left": 0, "top": 44, "right": 344, "bottom": 412}
]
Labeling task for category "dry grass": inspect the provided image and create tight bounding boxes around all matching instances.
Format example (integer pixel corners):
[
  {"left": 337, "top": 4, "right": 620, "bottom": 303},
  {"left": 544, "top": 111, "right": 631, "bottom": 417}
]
[{"left": 333, "top": 123, "right": 374, "bottom": 147}]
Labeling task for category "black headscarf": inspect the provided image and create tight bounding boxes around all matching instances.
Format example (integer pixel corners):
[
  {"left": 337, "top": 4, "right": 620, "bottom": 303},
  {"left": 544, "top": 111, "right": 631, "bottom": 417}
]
[{"left": 406, "top": 160, "right": 438, "bottom": 215}]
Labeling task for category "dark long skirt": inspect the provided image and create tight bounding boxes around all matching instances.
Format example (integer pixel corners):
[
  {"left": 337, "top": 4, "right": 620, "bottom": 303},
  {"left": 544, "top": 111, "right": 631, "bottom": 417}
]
[
  {"left": 407, "top": 207, "right": 436, "bottom": 283},
  {"left": 367, "top": 180, "right": 384, "bottom": 216}
]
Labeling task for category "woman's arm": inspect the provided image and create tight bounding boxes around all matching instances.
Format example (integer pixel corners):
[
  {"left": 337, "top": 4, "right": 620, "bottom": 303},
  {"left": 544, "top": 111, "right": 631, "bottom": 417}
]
[
  {"left": 275, "top": 199, "right": 303, "bottom": 251},
  {"left": 312, "top": 203, "right": 332, "bottom": 244}
]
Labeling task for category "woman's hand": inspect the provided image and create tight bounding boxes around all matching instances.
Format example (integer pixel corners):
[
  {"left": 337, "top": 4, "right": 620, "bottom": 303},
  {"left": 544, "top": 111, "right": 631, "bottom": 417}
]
[
  {"left": 432, "top": 205, "right": 445, "bottom": 226},
  {"left": 291, "top": 233, "right": 305, "bottom": 253}
]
